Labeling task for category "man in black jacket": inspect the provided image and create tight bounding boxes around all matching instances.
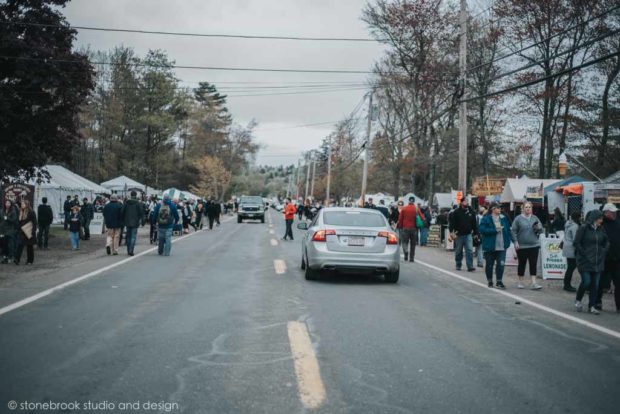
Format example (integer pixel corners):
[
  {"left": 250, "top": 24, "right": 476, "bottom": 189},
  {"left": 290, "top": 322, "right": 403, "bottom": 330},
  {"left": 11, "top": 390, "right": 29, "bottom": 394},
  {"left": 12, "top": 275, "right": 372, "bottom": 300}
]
[
  {"left": 81, "top": 197, "right": 95, "bottom": 240},
  {"left": 103, "top": 195, "right": 123, "bottom": 255},
  {"left": 449, "top": 198, "right": 479, "bottom": 271},
  {"left": 37, "top": 197, "right": 53, "bottom": 249},
  {"left": 122, "top": 191, "right": 145, "bottom": 256},
  {"left": 596, "top": 203, "right": 620, "bottom": 312},
  {"left": 63, "top": 195, "right": 72, "bottom": 230}
]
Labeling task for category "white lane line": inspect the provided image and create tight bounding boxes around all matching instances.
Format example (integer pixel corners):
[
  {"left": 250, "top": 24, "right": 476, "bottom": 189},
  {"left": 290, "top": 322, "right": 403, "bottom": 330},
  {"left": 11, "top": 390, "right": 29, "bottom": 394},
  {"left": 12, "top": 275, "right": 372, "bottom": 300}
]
[
  {"left": 0, "top": 227, "right": 214, "bottom": 318},
  {"left": 287, "top": 321, "right": 327, "bottom": 410},
  {"left": 270, "top": 239, "right": 279, "bottom": 247},
  {"left": 274, "top": 259, "right": 287, "bottom": 274},
  {"left": 269, "top": 229, "right": 275, "bottom": 235},
  {"left": 416, "top": 259, "right": 620, "bottom": 341}
]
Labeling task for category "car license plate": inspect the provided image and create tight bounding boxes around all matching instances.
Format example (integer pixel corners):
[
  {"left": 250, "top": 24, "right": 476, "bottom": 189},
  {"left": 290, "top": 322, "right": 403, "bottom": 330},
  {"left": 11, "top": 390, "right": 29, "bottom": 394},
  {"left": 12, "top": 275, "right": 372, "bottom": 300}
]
[{"left": 348, "top": 237, "right": 365, "bottom": 246}]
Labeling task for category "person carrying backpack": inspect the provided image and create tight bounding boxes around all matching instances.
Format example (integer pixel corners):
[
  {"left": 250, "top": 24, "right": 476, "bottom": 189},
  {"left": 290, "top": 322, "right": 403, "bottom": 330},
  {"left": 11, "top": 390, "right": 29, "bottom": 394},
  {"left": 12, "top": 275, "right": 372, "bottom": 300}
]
[{"left": 152, "top": 194, "right": 179, "bottom": 256}]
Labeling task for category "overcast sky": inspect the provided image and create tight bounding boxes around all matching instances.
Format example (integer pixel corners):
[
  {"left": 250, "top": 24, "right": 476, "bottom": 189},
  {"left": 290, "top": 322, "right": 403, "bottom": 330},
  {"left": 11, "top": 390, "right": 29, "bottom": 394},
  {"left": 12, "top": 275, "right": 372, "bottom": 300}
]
[{"left": 62, "top": 0, "right": 386, "bottom": 166}]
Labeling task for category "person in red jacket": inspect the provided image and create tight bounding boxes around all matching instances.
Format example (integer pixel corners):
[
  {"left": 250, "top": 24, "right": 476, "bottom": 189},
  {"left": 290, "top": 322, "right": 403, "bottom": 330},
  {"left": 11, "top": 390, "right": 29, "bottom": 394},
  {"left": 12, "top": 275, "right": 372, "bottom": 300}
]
[
  {"left": 397, "top": 197, "right": 424, "bottom": 262},
  {"left": 282, "top": 198, "right": 297, "bottom": 241}
]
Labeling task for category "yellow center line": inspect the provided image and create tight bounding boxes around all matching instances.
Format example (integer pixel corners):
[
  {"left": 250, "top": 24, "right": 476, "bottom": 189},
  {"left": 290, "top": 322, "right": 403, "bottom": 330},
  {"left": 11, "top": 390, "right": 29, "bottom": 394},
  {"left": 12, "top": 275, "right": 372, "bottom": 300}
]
[
  {"left": 273, "top": 259, "right": 287, "bottom": 274},
  {"left": 287, "top": 321, "right": 327, "bottom": 410}
]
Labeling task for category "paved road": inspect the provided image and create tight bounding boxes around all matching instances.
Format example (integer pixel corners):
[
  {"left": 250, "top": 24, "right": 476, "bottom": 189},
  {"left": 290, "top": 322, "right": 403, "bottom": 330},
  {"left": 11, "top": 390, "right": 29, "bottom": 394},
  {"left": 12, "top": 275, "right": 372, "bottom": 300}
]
[{"left": 1, "top": 209, "right": 619, "bottom": 413}]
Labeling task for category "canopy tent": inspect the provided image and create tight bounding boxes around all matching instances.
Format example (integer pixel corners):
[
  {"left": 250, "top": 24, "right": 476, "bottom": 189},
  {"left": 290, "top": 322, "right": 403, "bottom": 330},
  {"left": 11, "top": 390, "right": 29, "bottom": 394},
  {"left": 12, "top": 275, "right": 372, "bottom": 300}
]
[
  {"left": 545, "top": 176, "right": 586, "bottom": 195},
  {"left": 163, "top": 188, "right": 200, "bottom": 202},
  {"left": 500, "top": 177, "right": 561, "bottom": 203},
  {"left": 100, "top": 175, "right": 161, "bottom": 197},
  {"left": 432, "top": 193, "right": 453, "bottom": 210},
  {"left": 29, "top": 165, "right": 109, "bottom": 223},
  {"left": 365, "top": 192, "right": 395, "bottom": 205}
]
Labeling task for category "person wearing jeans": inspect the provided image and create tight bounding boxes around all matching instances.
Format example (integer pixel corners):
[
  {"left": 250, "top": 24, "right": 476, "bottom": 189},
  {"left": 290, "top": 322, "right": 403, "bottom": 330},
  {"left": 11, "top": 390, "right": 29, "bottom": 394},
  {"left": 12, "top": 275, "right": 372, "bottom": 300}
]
[
  {"left": 595, "top": 204, "right": 619, "bottom": 312},
  {"left": 152, "top": 194, "right": 179, "bottom": 256},
  {"left": 511, "top": 202, "right": 543, "bottom": 290},
  {"left": 282, "top": 198, "right": 297, "bottom": 241},
  {"left": 479, "top": 204, "right": 513, "bottom": 289},
  {"left": 574, "top": 210, "right": 609, "bottom": 314},
  {"left": 122, "top": 191, "right": 145, "bottom": 256},
  {"left": 562, "top": 212, "right": 581, "bottom": 292},
  {"left": 449, "top": 198, "right": 478, "bottom": 271},
  {"left": 68, "top": 205, "right": 82, "bottom": 250},
  {"left": 37, "top": 197, "right": 53, "bottom": 249}
]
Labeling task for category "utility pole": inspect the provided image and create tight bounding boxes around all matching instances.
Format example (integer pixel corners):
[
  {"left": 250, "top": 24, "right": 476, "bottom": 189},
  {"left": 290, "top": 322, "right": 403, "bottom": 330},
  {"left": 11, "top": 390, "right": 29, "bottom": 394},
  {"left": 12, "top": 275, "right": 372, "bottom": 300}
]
[
  {"left": 295, "top": 159, "right": 301, "bottom": 200},
  {"left": 304, "top": 155, "right": 311, "bottom": 201},
  {"left": 458, "top": 0, "right": 468, "bottom": 194},
  {"left": 310, "top": 155, "right": 317, "bottom": 199},
  {"left": 360, "top": 91, "right": 373, "bottom": 206},
  {"left": 326, "top": 137, "right": 332, "bottom": 205}
]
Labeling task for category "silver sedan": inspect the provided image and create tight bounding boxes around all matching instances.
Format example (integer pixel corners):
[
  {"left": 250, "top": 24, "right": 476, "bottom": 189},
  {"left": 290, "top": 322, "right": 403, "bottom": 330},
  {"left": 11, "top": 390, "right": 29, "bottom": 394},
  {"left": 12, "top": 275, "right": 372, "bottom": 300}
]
[{"left": 297, "top": 208, "right": 400, "bottom": 283}]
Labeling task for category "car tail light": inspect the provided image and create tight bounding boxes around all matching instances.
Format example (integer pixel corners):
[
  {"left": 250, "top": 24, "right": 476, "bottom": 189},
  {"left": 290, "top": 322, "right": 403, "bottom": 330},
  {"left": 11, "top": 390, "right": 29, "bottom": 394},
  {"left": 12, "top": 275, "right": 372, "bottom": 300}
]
[
  {"left": 378, "top": 231, "right": 399, "bottom": 245},
  {"left": 312, "top": 229, "right": 336, "bottom": 242}
]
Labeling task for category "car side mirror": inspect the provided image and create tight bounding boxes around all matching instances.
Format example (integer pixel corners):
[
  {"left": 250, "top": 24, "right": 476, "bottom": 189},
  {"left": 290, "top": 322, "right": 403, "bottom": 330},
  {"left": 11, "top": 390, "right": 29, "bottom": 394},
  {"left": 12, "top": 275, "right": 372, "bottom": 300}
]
[{"left": 297, "top": 222, "right": 308, "bottom": 230}]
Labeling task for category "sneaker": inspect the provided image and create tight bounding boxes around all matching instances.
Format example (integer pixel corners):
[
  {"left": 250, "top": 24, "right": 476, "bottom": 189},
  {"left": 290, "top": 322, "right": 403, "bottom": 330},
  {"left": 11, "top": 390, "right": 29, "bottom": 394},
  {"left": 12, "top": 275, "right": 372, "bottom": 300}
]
[
  {"left": 456, "top": 267, "right": 462, "bottom": 271},
  {"left": 563, "top": 286, "right": 577, "bottom": 292},
  {"left": 106, "top": 246, "right": 111, "bottom": 255},
  {"left": 113, "top": 251, "right": 119, "bottom": 256},
  {"left": 496, "top": 281, "right": 506, "bottom": 289},
  {"left": 467, "top": 268, "right": 476, "bottom": 272},
  {"left": 589, "top": 307, "right": 600, "bottom": 315},
  {"left": 575, "top": 301, "right": 583, "bottom": 312},
  {"left": 404, "top": 252, "right": 409, "bottom": 261},
  {"left": 517, "top": 283, "right": 525, "bottom": 289},
  {"left": 488, "top": 281, "right": 494, "bottom": 288},
  {"left": 530, "top": 283, "right": 542, "bottom": 290}
]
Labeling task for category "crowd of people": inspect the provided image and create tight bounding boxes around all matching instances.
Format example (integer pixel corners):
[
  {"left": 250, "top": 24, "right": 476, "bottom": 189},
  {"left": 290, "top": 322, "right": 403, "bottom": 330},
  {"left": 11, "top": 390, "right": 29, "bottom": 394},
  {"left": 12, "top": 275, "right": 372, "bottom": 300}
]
[{"left": 0, "top": 192, "right": 226, "bottom": 264}]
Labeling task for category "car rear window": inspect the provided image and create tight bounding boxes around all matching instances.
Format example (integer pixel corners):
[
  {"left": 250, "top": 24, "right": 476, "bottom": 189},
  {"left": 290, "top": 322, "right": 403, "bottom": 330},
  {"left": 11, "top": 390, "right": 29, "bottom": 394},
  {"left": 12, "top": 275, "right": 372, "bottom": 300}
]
[
  {"left": 240, "top": 197, "right": 263, "bottom": 204},
  {"left": 323, "top": 211, "right": 386, "bottom": 227}
]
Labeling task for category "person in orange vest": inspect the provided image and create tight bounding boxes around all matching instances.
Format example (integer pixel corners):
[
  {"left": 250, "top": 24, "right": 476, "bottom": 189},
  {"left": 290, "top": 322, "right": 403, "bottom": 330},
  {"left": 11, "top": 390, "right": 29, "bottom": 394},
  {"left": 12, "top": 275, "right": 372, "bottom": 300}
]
[
  {"left": 397, "top": 197, "right": 424, "bottom": 262},
  {"left": 282, "top": 198, "right": 297, "bottom": 241}
]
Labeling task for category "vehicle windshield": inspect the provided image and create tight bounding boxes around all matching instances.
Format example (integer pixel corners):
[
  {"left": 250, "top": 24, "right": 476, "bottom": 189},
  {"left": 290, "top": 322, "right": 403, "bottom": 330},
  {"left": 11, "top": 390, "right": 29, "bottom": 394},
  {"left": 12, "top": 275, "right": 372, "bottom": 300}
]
[
  {"left": 240, "top": 197, "right": 263, "bottom": 204},
  {"left": 323, "top": 211, "right": 386, "bottom": 227}
]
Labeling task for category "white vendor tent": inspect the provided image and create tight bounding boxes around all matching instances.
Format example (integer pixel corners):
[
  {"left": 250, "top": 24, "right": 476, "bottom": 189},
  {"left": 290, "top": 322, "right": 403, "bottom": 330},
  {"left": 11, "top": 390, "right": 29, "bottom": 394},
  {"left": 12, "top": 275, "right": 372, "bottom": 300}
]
[
  {"left": 400, "top": 192, "right": 426, "bottom": 206},
  {"left": 100, "top": 175, "right": 161, "bottom": 197},
  {"left": 500, "top": 177, "right": 560, "bottom": 203},
  {"left": 432, "top": 193, "right": 453, "bottom": 209},
  {"left": 30, "top": 165, "right": 109, "bottom": 223},
  {"left": 365, "top": 192, "right": 395, "bottom": 205}
]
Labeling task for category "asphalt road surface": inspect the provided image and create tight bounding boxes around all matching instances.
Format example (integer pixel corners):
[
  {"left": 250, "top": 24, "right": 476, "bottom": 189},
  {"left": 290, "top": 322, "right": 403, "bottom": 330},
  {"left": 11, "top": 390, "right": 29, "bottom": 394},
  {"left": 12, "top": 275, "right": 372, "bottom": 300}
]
[{"left": 1, "top": 209, "right": 619, "bottom": 414}]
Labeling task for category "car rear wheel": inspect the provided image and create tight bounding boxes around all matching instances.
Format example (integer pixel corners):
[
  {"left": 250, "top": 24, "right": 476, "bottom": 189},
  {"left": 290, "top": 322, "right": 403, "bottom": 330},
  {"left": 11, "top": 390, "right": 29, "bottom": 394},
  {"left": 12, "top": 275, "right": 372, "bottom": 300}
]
[
  {"left": 385, "top": 269, "right": 399, "bottom": 283},
  {"left": 237, "top": 216, "right": 242, "bottom": 223},
  {"left": 304, "top": 263, "right": 319, "bottom": 281},
  {"left": 261, "top": 216, "right": 265, "bottom": 223},
  {"left": 301, "top": 255, "right": 306, "bottom": 270}
]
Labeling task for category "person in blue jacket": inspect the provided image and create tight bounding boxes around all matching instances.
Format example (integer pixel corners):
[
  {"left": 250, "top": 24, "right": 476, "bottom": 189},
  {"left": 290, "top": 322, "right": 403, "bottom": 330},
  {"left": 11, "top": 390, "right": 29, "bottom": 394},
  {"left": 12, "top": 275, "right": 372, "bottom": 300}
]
[
  {"left": 479, "top": 204, "right": 514, "bottom": 289},
  {"left": 152, "top": 194, "right": 180, "bottom": 256}
]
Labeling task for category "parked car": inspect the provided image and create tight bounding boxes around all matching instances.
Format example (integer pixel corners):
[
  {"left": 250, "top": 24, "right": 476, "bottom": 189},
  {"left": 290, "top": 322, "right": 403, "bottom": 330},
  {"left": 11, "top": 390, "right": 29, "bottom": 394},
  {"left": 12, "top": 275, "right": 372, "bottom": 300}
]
[
  {"left": 297, "top": 207, "right": 400, "bottom": 282},
  {"left": 237, "top": 196, "right": 265, "bottom": 223}
]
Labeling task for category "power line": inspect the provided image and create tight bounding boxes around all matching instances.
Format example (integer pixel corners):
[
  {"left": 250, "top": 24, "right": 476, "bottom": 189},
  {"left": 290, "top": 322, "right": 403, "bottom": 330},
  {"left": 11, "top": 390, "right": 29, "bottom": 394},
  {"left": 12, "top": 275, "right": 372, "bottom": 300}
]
[
  {"left": 466, "top": 4, "right": 620, "bottom": 75},
  {"left": 0, "top": 55, "right": 377, "bottom": 74},
  {"left": 0, "top": 21, "right": 386, "bottom": 42},
  {"left": 463, "top": 50, "right": 620, "bottom": 102}
]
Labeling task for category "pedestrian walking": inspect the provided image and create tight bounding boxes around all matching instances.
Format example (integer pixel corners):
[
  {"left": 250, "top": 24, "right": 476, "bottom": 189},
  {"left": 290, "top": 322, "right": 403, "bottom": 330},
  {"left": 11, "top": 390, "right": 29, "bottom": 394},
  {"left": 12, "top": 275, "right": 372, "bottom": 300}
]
[
  {"left": 205, "top": 200, "right": 218, "bottom": 230},
  {"left": 63, "top": 195, "right": 72, "bottom": 230},
  {"left": 121, "top": 191, "right": 144, "bottom": 256},
  {"left": 475, "top": 206, "right": 487, "bottom": 267},
  {"left": 397, "top": 197, "right": 424, "bottom": 262},
  {"left": 68, "top": 205, "right": 82, "bottom": 250},
  {"left": 180, "top": 202, "right": 190, "bottom": 234},
  {"left": 15, "top": 200, "right": 37, "bottom": 265},
  {"left": 511, "top": 202, "right": 543, "bottom": 290},
  {"left": 376, "top": 200, "right": 390, "bottom": 221},
  {"left": 0, "top": 200, "right": 19, "bottom": 264},
  {"left": 103, "top": 194, "right": 123, "bottom": 256},
  {"left": 448, "top": 198, "right": 478, "bottom": 271},
  {"left": 479, "top": 204, "right": 513, "bottom": 289},
  {"left": 419, "top": 205, "right": 432, "bottom": 246},
  {"left": 297, "top": 200, "right": 304, "bottom": 220},
  {"left": 561, "top": 211, "right": 581, "bottom": 292},
  {"left": 81, "top": 197, "right": 94, "bottom": 240},
  {"left": 152, "top": 194, "right": 179, "bottom": 256},
  {"left": 595, "top": 203, "right": 620, "bottom": 312},
  {"left": 36, "top": 197, "right": 53, "bottom": 250},
  {"left": 215, "top": 201, "right": 222, "bottom": 226},
  {"left": 388, "top": 204, "right": 399, "bottom": 229},
  {"left": 194, "top": 201, "right": 204, "bottom": 230},
  {"left": 574, "top": 209, "right": 609, "bottom": 314},
  {"left": 282, "top": 198, "right": 296, "bottom": 241}
]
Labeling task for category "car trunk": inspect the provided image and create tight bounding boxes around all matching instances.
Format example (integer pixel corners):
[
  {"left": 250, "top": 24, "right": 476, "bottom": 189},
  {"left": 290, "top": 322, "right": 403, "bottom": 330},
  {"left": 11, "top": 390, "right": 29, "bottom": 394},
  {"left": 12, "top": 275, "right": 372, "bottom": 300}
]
[{"left": 325, "top": 226, "right": 388, "bottom": 253}]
